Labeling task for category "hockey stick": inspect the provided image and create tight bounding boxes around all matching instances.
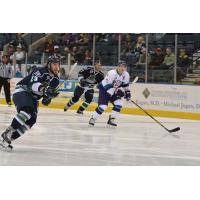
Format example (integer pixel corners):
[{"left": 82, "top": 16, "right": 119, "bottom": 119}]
[
  {"left": 131, "top": 100, "right": 180, "bottom": 133},
  {"left": 66, "top": 62, "right": 78, "bottom": 79},
  {"left": 132, "top": 76, "right": 139, "bottom": 84},
  {"left": 57, "top": 62, "right": 78, "bottom": 90},
  {"left": 130, "top": 76, "right": 180, "bottom": 133}
]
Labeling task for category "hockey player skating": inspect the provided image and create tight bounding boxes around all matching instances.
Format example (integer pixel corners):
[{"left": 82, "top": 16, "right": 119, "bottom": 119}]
[
  {"left": 64, "top": 60, "right": 104, "bottom": 114},
  {"left": 89, "top": 61, "right": 131, "bottom": 127},
  {"left": 0, "top": 55, "right": 61, "bottom": 150}
]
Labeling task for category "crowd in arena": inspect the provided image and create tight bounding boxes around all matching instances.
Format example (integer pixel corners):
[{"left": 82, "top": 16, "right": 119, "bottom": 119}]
[{"left": 0, "top": 33, "right": 197, "bottom": 83}]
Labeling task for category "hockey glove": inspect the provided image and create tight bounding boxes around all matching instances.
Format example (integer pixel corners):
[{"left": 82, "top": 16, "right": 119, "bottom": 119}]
[
  {"left": 115, "top": 89, "right": 125, "bottom": 98},
  {"left": 124, "top": 90, "right": 131, "bottom": 101},
  {"left": 42, "top": 97, "right": 51, "bottom": 106},
  {"left": 44, "top": 86, "right": 59, "bottom": 98}
]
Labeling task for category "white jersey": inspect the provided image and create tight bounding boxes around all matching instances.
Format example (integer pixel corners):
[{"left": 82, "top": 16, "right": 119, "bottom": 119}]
[{"left": 101, "top": 69, "right": 130, "bottom": 96}]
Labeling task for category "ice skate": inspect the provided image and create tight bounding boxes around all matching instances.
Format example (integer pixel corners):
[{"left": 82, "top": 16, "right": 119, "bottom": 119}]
[
  {"left": 0, "top": 126, "right": 13, "bottom": 151},
  {"left": 64, "top": 104, "right": 69, "bottom": 112},
  {"left": 89, "top": 118, "right": 96, "bottom": 126},
  {"left": 107, "top": 115, "right": 117, "bottom": 127},
  {"left": 76, "top": 109, "right": 83, "bottom": 115}
]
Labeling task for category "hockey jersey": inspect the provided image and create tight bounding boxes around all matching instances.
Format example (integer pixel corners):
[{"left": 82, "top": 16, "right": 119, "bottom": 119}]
[
  {"left": 78, "top": 66, "right": 104, "bottom": 88},
  {"left": 100, "top": 69, "right": 130, "bottom": 96},
  {"left": 13, "top": 67, "right": 60, "bottom": 100}
]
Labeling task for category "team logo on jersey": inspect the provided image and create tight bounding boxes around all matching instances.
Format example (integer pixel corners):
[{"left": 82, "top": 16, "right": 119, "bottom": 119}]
[
  {"left": 31, "top": 76, "right": 38, "bottom": 82},
  {"left": 113, "top": 80, "right": 121, "bottom": 88}
]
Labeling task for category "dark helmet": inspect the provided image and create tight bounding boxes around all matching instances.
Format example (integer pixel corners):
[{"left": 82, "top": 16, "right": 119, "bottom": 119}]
[
  {"left": 48, "top": 55, "right": 61, "bottom": 64},
  {"left": 47, "top": 55, "right": 61, "bottom": 75},
  {"left": 118, "top": 60, "right": 126, "bottom": 66}
]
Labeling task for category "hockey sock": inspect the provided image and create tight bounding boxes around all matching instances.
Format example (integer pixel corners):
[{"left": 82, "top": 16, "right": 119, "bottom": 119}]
[
  {"left": 78, "top": 102, "right": 89, "bottom": 112},
  {"left": 11, "top": 111, "right": 31, "bottom": 130},
  {"left": 92, "top": 105, "right": 107, "bottom": 120},
  {"left": 111, "top": 105, "right": 122, "bottom": 118},
  {"left": 11, "top": 124, "right": 30, "bottom": 140},
  {"left": 67, "top": 99, "right": 75, "bottom": 107},
  {"left": 10, "top": 111, "right": 31, "bottom": 140}
]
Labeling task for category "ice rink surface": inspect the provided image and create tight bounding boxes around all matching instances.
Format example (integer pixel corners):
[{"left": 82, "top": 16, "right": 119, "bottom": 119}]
[{"left": 0, "top": 105, "right": 200, "bottom": 166}]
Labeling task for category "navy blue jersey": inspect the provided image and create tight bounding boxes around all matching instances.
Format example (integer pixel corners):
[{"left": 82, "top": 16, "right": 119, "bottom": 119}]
[
  {"left": 78, "top": 66, "right": 104, "bottom": 88},
  {"left": 14, "top": 67, "right": 60, "bottom": 100}
]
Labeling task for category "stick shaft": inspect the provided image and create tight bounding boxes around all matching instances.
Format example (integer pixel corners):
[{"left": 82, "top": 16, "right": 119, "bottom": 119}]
[{"left": 131, "top": 100, "right": 169, "bottom": 132}]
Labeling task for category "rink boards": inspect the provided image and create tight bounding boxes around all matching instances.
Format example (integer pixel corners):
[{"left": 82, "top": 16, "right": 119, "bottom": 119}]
[{"left": 0, "top": 78, "right": 200, "bottom": 120}]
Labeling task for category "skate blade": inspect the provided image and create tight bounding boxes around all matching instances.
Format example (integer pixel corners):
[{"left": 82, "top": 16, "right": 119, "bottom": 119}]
[
  {"left": 76, "top": 113, "right": 84, "bottom": 115},
  {"left": 88, "top": 124, "right": 94, "bottom": 127},
  {"left": 106, "top": 124, "right": 117, "bottom": 128},
  {"left": 0, "top": 143, "right": 13, "bottom": 152}
]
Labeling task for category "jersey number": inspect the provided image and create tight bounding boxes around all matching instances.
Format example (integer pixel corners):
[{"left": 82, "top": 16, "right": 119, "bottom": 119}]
[{"left": 31, "top": 76, "right": 38, "bottom": 82}]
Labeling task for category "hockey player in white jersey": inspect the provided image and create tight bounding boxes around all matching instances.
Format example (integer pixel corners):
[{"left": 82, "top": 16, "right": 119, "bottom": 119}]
[{"left": 89, "top": 61, "right": 131, "bottom": 127}]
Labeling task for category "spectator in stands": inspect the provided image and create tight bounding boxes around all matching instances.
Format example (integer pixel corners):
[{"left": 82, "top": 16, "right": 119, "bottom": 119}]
[
  {"left": 178, "top": 49, "right": 190, "bottom": 71},
  {"left": 177, "top": 49, "right": 190, "bottom": 81},
  {"left": 84, "top": 49, "right": 92, "bottom": 65},
  {"left": 138, "top": 47, "right": 146, "bottom": 64},
  {"left": 68, "top": 33, "right": 77, "bottom": 47},
  {"left": 62, "top": 33, "right": 71, "bottom": 46},
  {"left": 136, "top": 36, "right": 146, "bottom": 54},
  {"left": 64, "top": 47, "right": 70, "bottom": 54},
  {"left": 7, "top": 44, "right": 15, "bottom": 61},
  {"left": 62, "top": 47, "right": 70, "bottom": 58},
  {"left": 3, "top": 33, "right": 11, "bottom": 42},
  {"left": 162, "top": 47, "right": 175, "bottom": 69},
  {"left": 194, "top": 59, "right": 200, "bottom": 69},
  {"left": 76, "top": 33, "right": 89, "bottom": 46},
  {"left": 74, "top": 47, "right": 85, "bottom": 65},
  {"left": 53, "top": 45, "right": 60, "bottom": 56},
  {"left": 0, "top": 55, "right": 13, "bottom": 106},
  {"left": 121, "top": 39, "right": 135, "bottom": 62},
  {"left": 149, "top": 48, "right": 165, "bottom": 69},
  {"left": 111, "top": 33, "right": 119, "bottom": 44},
  {"left": 14, "top": 33, "right": 28, "bottom": 52},
  {"left": 71, "top": 46, "right": 78, "bottom": 64},
  {"left": 62, "top": 47, "right": 74, "bottom": 64},
  {"left": 126, "top": 34, "right": 133, "bottom": 44},
  {"left": 44, "top": 38, "right": 54, "bottom": 53},
  {"left": 130, "top": 36, "right": 146, "bottom": 64},
  {"left": 125, "top": 42, "right": 134, "bottom": 53},
  {"left": 10, "top": 44, "right": 25, "bottom": 71}
]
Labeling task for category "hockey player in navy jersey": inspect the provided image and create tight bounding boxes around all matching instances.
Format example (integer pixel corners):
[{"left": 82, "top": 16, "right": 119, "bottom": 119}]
[
  {"left": 89, "top": 61, "right": 131, "bottom": 127},
  {"left": 0, "top": 55, "right": 61, "bottom": 150},
  {"left": 64, "top": 60, "right": 104, "bottom": 114}
]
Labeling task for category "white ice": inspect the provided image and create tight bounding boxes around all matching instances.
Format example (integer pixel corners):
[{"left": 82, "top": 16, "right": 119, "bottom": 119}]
[{"left": 0, "top": 105, "right": 200, "bottom": 166}]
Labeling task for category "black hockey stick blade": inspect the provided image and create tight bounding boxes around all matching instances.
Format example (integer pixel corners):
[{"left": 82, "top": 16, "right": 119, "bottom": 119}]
[{"left": 168, "top": 127, "right": 180, "bottom": 133}]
